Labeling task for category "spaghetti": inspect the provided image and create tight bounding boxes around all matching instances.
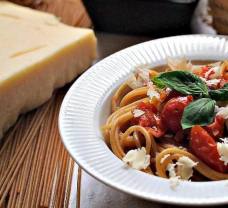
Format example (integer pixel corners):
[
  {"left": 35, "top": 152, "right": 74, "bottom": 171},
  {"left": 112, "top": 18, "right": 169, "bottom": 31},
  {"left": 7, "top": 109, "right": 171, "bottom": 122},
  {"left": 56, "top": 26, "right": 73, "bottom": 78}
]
[{"left": 102, "top": 59, "right": 228, "bottom": 182}]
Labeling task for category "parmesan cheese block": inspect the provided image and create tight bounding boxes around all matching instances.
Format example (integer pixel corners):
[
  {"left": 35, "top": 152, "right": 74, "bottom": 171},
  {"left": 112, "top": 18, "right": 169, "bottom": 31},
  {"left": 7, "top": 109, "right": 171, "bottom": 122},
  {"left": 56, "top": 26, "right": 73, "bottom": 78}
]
[{"left": 0, "top": 1, "right": 97, "bottom": 138}]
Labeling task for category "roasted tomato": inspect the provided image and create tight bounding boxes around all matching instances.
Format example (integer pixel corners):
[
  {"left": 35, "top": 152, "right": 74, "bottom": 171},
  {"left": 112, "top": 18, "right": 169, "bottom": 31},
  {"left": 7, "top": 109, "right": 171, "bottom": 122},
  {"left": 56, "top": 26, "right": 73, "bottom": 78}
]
[
  {"left": 205, "top": 115, "right": 225, "bottom": 140},
  {"left": 136, "top": 102, "right": 157, "bottom": 127},
  {"left": 161, "top": 96, "right": 193, "bottom": 133},
  {"left": 135, "top": 102, "right": 166, "bottom": 137},
  {"left": 190, "top": 125, "right": 227, "bottom": 173}
]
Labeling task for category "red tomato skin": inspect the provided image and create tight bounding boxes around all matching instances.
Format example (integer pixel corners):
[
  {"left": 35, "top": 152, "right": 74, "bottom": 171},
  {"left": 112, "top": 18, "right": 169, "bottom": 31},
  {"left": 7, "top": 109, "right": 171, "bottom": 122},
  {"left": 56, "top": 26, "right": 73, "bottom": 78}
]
[
  {"left": 205, "top": 115, "right": 225, "bottom": 140},
  {"left": 161, "top": 96, "right": 193, "bottom": 133},
  {"left": 190, "top": 125, "right": 227, "bottom": 173},
  {"left": 135, "top": 102, "right": 157, "bottom": 127},
  {"left": 134, "top": 102, "right": 166, "bottom": 138}
]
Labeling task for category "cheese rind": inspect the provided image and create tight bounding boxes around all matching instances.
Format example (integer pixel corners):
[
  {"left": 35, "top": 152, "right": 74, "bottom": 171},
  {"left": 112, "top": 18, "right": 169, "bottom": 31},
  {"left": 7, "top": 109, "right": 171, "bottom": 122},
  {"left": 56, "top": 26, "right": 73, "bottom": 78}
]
[{"left": 0, "top": 2, "right": 97, "bottom": 137}]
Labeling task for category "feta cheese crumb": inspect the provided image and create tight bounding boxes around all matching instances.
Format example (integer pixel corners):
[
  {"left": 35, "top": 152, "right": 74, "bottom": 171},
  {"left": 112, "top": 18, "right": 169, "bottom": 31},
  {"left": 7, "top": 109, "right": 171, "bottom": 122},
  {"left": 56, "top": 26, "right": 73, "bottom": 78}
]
[
  {"left": 167, "top": 57, "right": 192, "bottom": 71},
  {"left": 122, "top": 147, "right": 150, "bottom": 170},
  {"left": 166, "top": 163, "right": 180, "bottom": 190},
  {"left": 205, "top": 79, "right": 221, "bottom": 86},
  {"left": 126, "top": 74, "right": 143, "bottom": 89},
  {"left": 166, "top": 156, "right": 197, "bottom": 189},
  {"left": 133, "top": 109, "right": 145, "bottom": 118},
  {"left": 216, "top": 105, "right": 228, "bottom": 120},
  {"left": 147, "top": 83, "right": 160, "bottom": 99},
  {"left": 169, "top": 176, "right": 181, "bottom": 190},
  {"left": 167, "top": 163, "right": 176, "bottom": 178},
  {"left": 220, "top": 138, "right": 228, "bottom": 144},
  {"left": 126, "top": 66, "right": 151, "bottom": 89},
  {"left": 176, "top": 156, "right": 198, "bottom": 180},
  {"left": 217, "top": 141, "right": 228, "bottom": 166},
  {"left": 200, "top": 77, "right": 220, "bottom": 86},
  {"left": 160, "top": 154, "right": 170, "bottom": 164}
]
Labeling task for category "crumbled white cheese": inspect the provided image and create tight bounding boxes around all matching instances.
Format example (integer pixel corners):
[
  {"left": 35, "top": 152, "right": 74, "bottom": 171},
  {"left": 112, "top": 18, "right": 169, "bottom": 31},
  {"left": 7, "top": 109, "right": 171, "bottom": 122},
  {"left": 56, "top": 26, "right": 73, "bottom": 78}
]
[
  {"left": 146, "top": 83, "right": 160, "bottom": 100},
  {"left": 169, "top": 176, "right": 181, "bottom": 190},
  {"left": 133, "top": 109, "right": 145, "bottom": 118},
  {"left": 176, "top": 156, "right": 198, "bottom": 180},
  {"left": 165, "top": 87, "right": 172, "bottom": 94},
  {"left": 126, "top": 74, "right": 144, "bottom": 89},
  {"left": 220, "top": 137, "right": 228, "bottom": 144},
  {"left": 122, "top": 147, "right": 150, "bottom": 170},
  {"left": 147, "top": 88, "right": 160, "bottom": 99},
  {"left": 166, "top": 156, "right": 197, "bottom": 189},
  {"left": 200, "top": 77, "right": 220, "bottom": 86},
  {"left": 126, "top": 66, "right": 151, "bottom": 89},
  {"left": 136, "top": 67, "right": 151, "bottom": 84},
  {"left": 160, "top": 154, "right": 170, "bottom": 164},
  {"left": 215, "top": 105, "right": 220, "bottom": 113},
  {"left": 216, "top": 105, "right": 228, "bottom": 120},
  {"left": 167, "top": 57, "right": 192, "bottom": 71},
  {"left": 167, "top": 163, "right": 177, "bottom": 178},
  {"left": 205, "top": 79, "right": 221, "bottom": 86},
  {"left": 217, "top": 141, "right": 228, "bottom": 166},
  {"left": 166, "top": 163, "right": 180, "bottom": 190}
]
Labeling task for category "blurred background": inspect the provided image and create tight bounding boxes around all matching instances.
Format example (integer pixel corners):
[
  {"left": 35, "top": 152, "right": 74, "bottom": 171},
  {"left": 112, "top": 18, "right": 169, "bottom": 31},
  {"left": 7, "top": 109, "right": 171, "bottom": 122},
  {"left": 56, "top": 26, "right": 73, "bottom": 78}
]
[
  {"left": 8, "top": 0, "right": 228, "bottom": 36},
  {"left": 8, "top": 0, "right": 228, "bottom": 58}
]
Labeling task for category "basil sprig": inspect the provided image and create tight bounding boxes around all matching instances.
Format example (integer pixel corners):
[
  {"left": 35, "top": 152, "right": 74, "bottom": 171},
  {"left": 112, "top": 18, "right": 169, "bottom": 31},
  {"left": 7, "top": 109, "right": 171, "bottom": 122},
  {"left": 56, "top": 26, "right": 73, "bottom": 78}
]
[
  {"left": 152, "top": 70, "right": 228, "bottom": 128},
  {"left": 181, "top": 98, "right": 216, "bottom": 129},
  {"left": 152, "top": 76, "right": 166, "bottom": 89},
  {"left": 209, "top": 83, "right": 228, "bottom": 101},
  {"left": 154, "top": 71, "right": 209, "bottom": 97}
]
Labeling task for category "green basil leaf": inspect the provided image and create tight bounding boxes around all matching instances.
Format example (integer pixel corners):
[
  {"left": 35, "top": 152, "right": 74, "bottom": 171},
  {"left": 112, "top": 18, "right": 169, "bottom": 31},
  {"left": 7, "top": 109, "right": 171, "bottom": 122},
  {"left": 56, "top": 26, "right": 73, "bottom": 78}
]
[
  {"left": 181, "top": 98, "right": 215, "bottom": 129},
  {"left": 152, "top": 76, "right": 166, "bottom": 88},
  {"left": 209, "top": 83, "right": 228, "bottom": 101},
  {"left": 155, "top": 71, "right": 209, "bottom": 97}
]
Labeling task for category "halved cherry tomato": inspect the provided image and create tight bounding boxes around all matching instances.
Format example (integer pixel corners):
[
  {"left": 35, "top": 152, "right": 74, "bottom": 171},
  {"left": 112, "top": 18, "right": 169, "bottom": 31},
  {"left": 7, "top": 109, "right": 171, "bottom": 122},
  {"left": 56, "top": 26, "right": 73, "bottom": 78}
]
[
  {"left": 134, "top": 102, "right": 166, "bottom": 137},
  {"left": 205, "top": 115, "right": 225, "bottom": 140},
  {"left": 137, "top": 102, "right": 157, "bottom": 114},
  {"left": 135, "top": 102, "right": 157, "bottom": 127},
  {"left": 190, "top": 125, "right": 227, "bottom": 173},
  {"left": 161, "top": 96, "right": 193, "bottom": 133},
  {"left": 146, "top": 114, "right": 166, "bottom": 138}
]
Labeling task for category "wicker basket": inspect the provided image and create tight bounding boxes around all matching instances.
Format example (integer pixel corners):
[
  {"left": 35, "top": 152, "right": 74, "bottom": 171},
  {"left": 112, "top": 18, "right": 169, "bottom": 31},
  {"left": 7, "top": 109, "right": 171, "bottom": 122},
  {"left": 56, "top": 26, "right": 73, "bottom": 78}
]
[
  {"left": 10, "top": 0, "right": 92, "bottom": 27},
  {"left": 209, "top": 0, "right": 228, "bottom": 34}
]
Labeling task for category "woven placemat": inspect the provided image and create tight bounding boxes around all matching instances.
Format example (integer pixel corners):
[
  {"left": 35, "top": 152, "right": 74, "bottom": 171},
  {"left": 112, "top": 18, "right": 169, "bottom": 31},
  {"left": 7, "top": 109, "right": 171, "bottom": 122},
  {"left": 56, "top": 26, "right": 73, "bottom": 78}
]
[{"left": 0, "top": 88, "right": 74, "bottom": 208}]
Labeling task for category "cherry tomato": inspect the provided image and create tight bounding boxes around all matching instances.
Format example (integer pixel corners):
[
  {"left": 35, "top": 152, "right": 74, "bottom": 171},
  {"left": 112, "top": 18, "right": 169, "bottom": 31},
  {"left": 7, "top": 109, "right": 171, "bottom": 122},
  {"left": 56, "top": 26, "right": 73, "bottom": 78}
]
[
  {"left": 146, "top": 115, "right": 166, "bottom": 138},
  {"left": 134, "top": 102, "right": 166, "bottom": 137},
  {"left": 161, "top": 96, "right": 193, "bottom": 133},
  {"left": 190, "top": 125, "right": 227, "bottom": 173},
  {"left": 205, "top": 115, "right": 225, "bottom": 140},
  {"left": 137, "top": 102, "right": 157, "bottom": 114}
]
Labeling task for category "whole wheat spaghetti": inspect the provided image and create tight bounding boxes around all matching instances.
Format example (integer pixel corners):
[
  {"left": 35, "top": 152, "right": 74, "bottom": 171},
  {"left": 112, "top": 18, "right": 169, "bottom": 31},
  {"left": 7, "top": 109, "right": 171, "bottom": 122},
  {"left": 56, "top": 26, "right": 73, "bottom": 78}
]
[{"left": 102, "top": 59, "right": 228, "bottom": 183}]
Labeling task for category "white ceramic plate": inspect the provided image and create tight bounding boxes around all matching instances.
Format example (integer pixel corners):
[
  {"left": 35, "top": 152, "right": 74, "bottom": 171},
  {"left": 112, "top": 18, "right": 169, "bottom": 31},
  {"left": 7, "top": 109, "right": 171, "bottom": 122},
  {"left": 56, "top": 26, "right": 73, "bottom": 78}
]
[{"left": 59, "top": 35, "right": 228, "bottom": 206}]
